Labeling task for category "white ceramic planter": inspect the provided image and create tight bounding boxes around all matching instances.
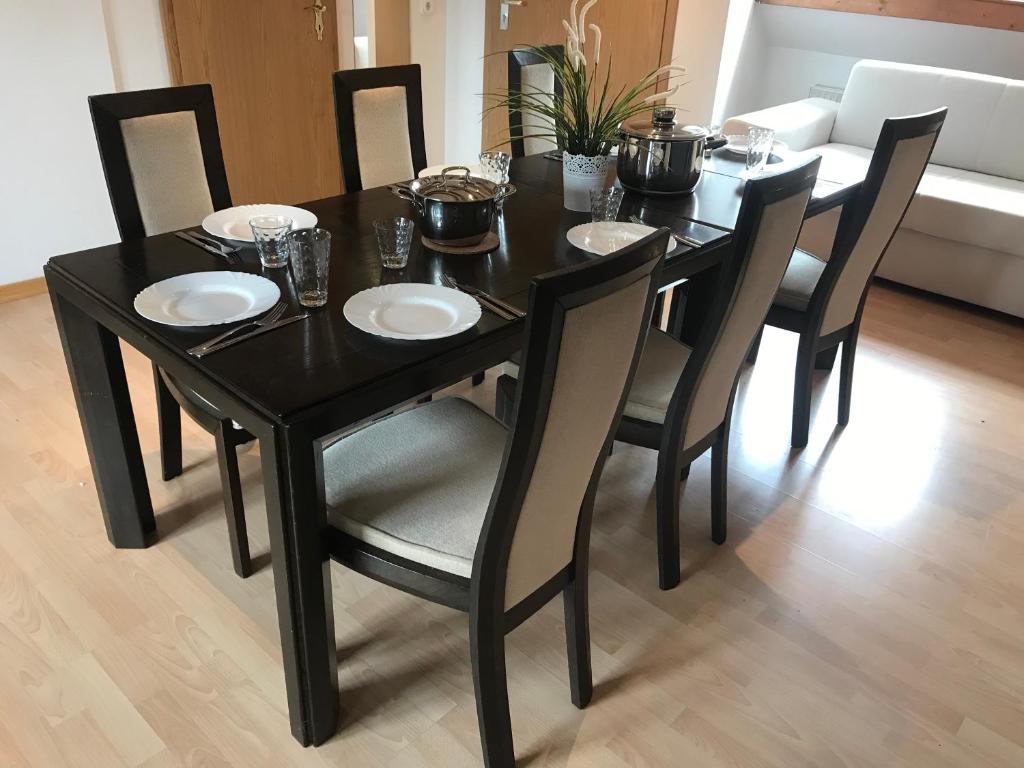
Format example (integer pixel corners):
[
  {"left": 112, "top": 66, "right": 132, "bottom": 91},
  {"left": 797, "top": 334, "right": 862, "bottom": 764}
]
[{"left": 562, "top": 152, "right": 611, "bottom": 212}]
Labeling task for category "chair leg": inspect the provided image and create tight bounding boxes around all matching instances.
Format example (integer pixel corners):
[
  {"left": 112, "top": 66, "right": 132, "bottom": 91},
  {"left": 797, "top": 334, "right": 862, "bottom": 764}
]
[
  {"left": 472, "top": 371, "right": 486, "bottom": 386},
  {"left": 814, "top": 345, "right": 838, "bottom": 371},
  {"left": 214, "top": 422, "right": 252, "bottom": 578},
  {"left": 563, "top": 571, "right": 593, "bottom": 709},
  {"left": 791, "top": 335, "right": 816, "bottom": 449},
  {"left": 655, "top": 450, "right": 684, "bottom": 590},
  {"left": 153, "top": 365, "right": 182, "bottom": 481},
  {"left": 710, "top": 425, "right": 729, "bottom": 545},
  {"left": 470, "top": 614, "right": 515, "bottom": 768},
  {"left": 839, "top": 332, "right": 859, "bottom": 426},
  {"left": 746, "top": 325, "right": 764, "bottom": 365}
]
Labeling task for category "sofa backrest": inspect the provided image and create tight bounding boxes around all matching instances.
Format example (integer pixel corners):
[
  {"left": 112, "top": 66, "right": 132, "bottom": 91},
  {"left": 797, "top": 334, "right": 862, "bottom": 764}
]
[{"left": 832, "top": 60, "right": 1024, "bottom": 182}]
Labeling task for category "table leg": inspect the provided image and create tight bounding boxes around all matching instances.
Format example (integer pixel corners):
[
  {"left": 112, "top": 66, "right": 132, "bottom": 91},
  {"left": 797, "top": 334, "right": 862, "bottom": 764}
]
[
  {"left": 50, "top": 291, "right": 155, "bottom": 548},
  {"left": 261, "top": 422, "right": 339, "bottom": 746},
  {"left": 672, "top": 262, "right": 722, "bottom": 347}
]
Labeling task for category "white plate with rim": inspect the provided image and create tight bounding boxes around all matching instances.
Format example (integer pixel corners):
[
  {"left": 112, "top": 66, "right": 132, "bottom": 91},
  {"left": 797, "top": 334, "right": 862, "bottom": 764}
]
[
  {"left": 133, "top": 272, "right": 281, "bottom": 327},
  {"left": 722, "top": 135, "right": 789, "bottom": 157},
  {"left": 343, "top": 283, "right": 482, "bottom": 341},
  {"left": 202, "top": 204, "right": 318, "bottom": 243},
  {"left": 418, "top": 163, "right": 484, "bottom": 179},
  {"left": 566, "top": 222, "right": 677, "bottom": 257}
]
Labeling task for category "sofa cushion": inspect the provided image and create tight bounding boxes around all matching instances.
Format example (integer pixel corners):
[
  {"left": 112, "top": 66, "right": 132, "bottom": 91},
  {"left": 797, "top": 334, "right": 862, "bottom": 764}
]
[
  {"left": 832, "top": 60, "right": 1024, "bottom": 182},
  {"left": 807, "top": 143, "right": 1024, "bottom": 258}
]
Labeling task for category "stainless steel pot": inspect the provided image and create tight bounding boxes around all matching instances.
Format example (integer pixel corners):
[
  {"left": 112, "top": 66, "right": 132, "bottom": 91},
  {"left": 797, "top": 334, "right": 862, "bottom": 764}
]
[
  {"left": 617, "top": 108, "right": 709, "bottom": 195},
  {"left": 391, "top": 167, "right": 516, "bottom": 246}
]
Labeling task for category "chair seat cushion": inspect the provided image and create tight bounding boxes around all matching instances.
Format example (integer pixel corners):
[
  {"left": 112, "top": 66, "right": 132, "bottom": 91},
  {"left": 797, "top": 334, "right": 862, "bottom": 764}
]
[
  {"left": 808, "top": 143, "right": 1024, "bottom": 258},
  {"left": 621, "top": 329, "right": 692, "bottom": 424},
  {"left": 775, "top": 248, "right": 826, "bottom": 312},
  {"left": 322, "top": 397, "right": 507, "bottom": 577}
]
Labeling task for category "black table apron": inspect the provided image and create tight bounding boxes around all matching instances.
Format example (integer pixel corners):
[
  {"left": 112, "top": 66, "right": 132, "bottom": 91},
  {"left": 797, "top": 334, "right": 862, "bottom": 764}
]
[{"left": 44, "top": 153, "right": 858, "bottom": 746}]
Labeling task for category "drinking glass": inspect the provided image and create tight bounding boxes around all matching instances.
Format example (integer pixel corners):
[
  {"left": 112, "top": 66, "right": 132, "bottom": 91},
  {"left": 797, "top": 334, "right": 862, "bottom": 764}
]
[
  {"left": 589, "top": 187, "right": 625, "bottom": 222},
  {"left": 288, "top": 228, "right": 331, "bottom": 308},
  {"left": 250, "top": 215, "right": 293, "bottom": 268},
  {"left": 479, "top": 150, "right": 511, "bottom": 210},
  {"left": 744, "top": 126, "right": 775, "bottom": 177},
  {"left": 374, "top": 217, "right": 414, "bottom": 269}
]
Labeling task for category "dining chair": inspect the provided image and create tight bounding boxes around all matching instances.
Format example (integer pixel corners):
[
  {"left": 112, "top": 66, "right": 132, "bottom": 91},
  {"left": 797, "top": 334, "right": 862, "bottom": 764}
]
[
  {"left": 332, "top": 64, "right": 428, "bottom": 192},
  {"left": 746, "top": 109, "right": 947, "bottom": 448},
  {"left": 497, "top": 157, "right": 822, "bottom": 590},
  {"left": 321, "top": 229, "right": 668, "bottom": 766},
  {"left": 508, "top": 46, "right": 564, "bottom": 158},
  {"left": 89, "top": 84, "right": 254, "bottom": 578}
]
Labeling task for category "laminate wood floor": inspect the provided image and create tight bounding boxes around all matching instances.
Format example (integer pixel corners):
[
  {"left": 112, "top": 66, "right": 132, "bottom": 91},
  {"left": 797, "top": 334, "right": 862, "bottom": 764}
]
[{"left": 0, "top": 283, "right": 1021, "bottom": 767}]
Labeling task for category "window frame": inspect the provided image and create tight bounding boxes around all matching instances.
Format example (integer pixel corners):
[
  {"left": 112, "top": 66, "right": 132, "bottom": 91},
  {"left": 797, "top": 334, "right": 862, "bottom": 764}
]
[{"left": 757, "top": 0, "right": 1024, "bottom": 32}]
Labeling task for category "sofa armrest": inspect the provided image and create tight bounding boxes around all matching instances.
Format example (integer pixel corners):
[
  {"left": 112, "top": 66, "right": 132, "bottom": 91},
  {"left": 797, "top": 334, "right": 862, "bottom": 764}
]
[{"left": 722, "top": 98, "right": 839, "bottom": 151}]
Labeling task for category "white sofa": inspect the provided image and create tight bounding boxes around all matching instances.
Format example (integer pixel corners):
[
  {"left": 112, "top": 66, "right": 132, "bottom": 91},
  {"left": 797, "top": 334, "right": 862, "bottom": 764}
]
[{"left": 724, "top": 60, "right": 1024, "bottom": 318}]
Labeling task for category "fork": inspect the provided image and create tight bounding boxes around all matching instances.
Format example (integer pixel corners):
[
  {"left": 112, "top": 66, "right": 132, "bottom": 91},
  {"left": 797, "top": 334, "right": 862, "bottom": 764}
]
[
  {"left": 441, "top": 276, "right": 520, "bottom": 320},
  {"left": 186, "top": 301, "right": 287, "bottom": 356},
  {"left": 628, "top": 215, "right": 703, "bottom": 249}
]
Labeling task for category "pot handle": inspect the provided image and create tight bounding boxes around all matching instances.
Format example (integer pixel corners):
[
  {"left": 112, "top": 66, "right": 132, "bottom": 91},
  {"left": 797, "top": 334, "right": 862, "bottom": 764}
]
[
  {"left": 493, "top": 183, "right": 517, "bottom": 205},
  {"left": 440, "top": 165, "right": 472, "bottom": 183},
  {"left": 390, "top": 184, "right": 423, "bottom": 213}
]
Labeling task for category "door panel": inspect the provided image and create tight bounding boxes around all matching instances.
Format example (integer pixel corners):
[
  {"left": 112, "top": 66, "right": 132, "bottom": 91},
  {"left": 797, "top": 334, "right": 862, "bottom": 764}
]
[
  {"left": 165, "top": 0, "right": 341, "bottom": 204},
  {"left": 482, "top": 0, "right": 677, "bottom": 152}
]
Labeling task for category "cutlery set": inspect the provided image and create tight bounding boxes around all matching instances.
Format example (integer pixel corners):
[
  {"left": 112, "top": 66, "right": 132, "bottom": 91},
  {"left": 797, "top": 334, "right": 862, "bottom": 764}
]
[
  {"left": 175, "top": 230, "right": 241, "bottom": 264},
  {"left": 441, "top": 275, "right": 525, "bottom": 321},
  {"left": 628, "top": 215, "right": 704, "bottom": 249},
  {"left": 187, "top": 301, "right": 310, "bottom": 358}
]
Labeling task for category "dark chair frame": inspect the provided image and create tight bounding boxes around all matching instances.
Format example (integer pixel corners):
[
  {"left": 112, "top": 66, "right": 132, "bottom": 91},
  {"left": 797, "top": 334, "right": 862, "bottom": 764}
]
[
  {"left": 89, "top": 85, "right": 254, "bottom": 577},
  {"left": 507, "top": 46, "right": 564, "bottom": 158},
  {"left": 327, "top": 230, "right": 668, "bottom": 767},
  {"left": 748, "top": 109, "right": 947, "bottom": 448},
  {"left": 332, "top": 64, "right": 428, "bottom": 192},
  {"left": 497, "top": 159, "right": 821, "bottom": 590}
]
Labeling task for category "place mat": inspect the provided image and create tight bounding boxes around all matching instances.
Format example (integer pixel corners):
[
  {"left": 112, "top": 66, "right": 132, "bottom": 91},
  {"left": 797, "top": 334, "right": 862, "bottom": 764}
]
[{"left": 421, "top": 231, "right": 500, "bottom": 255}]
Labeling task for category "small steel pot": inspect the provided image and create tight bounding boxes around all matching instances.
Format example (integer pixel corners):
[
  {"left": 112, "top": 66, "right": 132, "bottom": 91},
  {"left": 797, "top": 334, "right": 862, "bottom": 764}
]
[
  {"left": 617, "top": 108, "right": 709, "bottom": 195},
  {"left": 391, "top": 167, "right": 516, "bottom": 246}
]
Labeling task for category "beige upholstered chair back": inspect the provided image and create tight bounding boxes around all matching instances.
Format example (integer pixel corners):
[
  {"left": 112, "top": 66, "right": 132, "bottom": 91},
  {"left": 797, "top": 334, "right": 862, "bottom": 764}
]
[
  {"left": 351, "top": 86, "right": 416, "bottom": 189},
  {"left": 485, "top": 233, "right": 666, "bottom": 609},
  {"left": 520, "top": 63, "right": 557, "bottom": 156},
  {"left": 683, "top": 164, "right": 819, "bottom": 449},
  {"left": 120, "top": 112, "right": 216, "bottom": 237},
  {"left": 820, "top": 130, "right": 940, "bottom": 335}
]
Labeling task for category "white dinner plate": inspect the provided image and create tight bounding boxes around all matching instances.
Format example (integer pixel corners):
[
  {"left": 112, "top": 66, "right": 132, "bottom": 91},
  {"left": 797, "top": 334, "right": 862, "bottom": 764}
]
[
  {"left": 722, "top": 135, "right": 789, "bottom": 157},
  {"left": 202, "top": 204, "right": 318, "bottom": 243},
  {"left": 566, "top": 222, "right": 677, "bottom": 257},
  {"left": 133, "top": 272, "right": 281, "bottom": 327},
  {"left": 343, "top": 283, "right": 482, "bottom": 340},
  {"left": 418, "top": 163, "right": 484, "bottom": 178}
]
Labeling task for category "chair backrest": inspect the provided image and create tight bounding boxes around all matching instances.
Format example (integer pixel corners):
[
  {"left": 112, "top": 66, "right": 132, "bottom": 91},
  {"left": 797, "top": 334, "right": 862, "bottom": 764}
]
[
  {"left": 508, "top": 46, "right": 563, "bottom": 158},
  {"left": 333, "top": 64, "right": 428, "bottom": 192},
  {"left": 816, "top": 109, "right": 946, "bottom": 336},
  {"left": 674, "top": 157, "right": 821, "bottom": 450},
  {"left": 89, "top": 84, "right": 231, "bottom": 241},
  {"left": 475, "top": 229, "right": 668, "bottom": 611},
  {"left": 833, "top": 60, "right": 1020, "bottom": 181}
]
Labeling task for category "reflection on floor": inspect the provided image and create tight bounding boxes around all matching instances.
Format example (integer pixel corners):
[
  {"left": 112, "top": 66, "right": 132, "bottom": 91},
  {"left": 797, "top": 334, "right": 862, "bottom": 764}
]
[{"left": 0, "top": 283, "right": 1021, "bottom": 767}]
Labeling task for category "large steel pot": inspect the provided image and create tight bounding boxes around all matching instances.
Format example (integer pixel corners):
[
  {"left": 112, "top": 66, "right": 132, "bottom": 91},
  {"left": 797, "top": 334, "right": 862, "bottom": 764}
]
[
  {"left": 391, "top": 167, "right": 516, "bottom": 246},
  {"left": 617, "top": 108, "right": 709, "bottom": 195}
]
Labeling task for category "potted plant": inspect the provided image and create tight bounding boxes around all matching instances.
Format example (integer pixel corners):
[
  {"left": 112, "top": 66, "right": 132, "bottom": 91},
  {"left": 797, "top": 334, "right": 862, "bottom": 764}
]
[{"left": 486, "top": 0, "right": 687, "bottom": 211}]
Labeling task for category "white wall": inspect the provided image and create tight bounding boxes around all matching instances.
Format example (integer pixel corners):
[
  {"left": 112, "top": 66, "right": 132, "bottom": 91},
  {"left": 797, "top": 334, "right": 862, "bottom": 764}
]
[
  {"left": 726, "top": 5, "right": 1024, "bottom": 116},
  {"left": 443, "top": 0, "right": 485, "bottom": 163},
  {"left": 1, "top": 0, "right": 122, "bottom": 284},
  {"left": 666, "top": 1, "right": 732, "bottom": 127},
  {"left": 100, "top": 0, "right": 170, "bottom": 91},
  {"left": 409, "top": 0, "right": 447, "bottom": 164}
]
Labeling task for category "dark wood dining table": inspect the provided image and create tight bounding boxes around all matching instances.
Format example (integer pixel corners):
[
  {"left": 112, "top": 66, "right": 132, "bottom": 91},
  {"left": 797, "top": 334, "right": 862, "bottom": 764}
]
[{"left": 44, "top": 151, "right": 859, "bottom": 747}]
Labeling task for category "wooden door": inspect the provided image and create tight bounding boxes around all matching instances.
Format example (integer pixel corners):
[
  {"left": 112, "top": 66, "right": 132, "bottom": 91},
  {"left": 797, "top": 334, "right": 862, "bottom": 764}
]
[
  {"left": 481, "top": 0, "right": 678, "bottom": 152},
  {"left": 163, "top": 0, "right": 342, "bottom": 204}
]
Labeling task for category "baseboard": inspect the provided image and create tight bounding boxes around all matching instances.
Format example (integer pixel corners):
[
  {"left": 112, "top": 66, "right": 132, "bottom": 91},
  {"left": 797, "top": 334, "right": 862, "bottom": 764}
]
[{"left": 0, "top": 277, "right": 46, "bottom": 305}]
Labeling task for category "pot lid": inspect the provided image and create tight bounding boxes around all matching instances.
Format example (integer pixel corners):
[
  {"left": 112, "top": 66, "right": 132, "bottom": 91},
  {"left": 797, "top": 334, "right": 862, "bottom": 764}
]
[
  {"left": 410, "top": 166, "right": 501, "bottom": 202},
  {"left": 620, "top": 107, "right": 709, "bottom": 141}
]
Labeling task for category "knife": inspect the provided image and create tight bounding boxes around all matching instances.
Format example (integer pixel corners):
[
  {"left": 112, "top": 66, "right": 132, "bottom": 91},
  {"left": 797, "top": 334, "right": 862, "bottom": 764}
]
[
  {"left": 447, "top": 279, "right": 525, "bottom": 318},
  {"left": 628, "top": 216, "right": 703, "bottom": 249},
  {"left": 189, "top": 313, "right": 309, "bottom": 358},
  {"left": 175, "top": 231, "right": 238, "bottom": 264}
]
